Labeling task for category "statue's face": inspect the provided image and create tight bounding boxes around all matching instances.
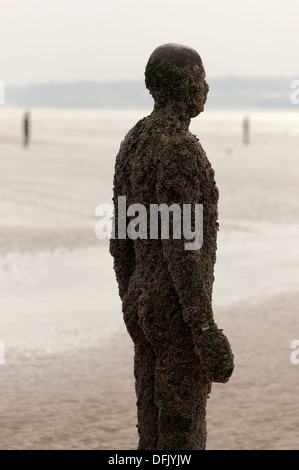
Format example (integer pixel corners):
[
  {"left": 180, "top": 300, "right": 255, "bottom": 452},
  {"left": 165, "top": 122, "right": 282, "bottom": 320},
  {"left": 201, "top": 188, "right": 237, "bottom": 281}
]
[{"left": 187, "top": 66, "right": 209, "bottom": 118}]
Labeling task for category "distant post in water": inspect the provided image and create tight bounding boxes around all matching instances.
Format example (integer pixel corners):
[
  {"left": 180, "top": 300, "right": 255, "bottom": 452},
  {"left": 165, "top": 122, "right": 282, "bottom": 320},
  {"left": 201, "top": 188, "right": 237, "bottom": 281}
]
[
  {"left": 23, "top": 111, "right": 30, "bottom": 148},
  {"left": 243, "top": 116, "right": 250, "bottom": 145}
]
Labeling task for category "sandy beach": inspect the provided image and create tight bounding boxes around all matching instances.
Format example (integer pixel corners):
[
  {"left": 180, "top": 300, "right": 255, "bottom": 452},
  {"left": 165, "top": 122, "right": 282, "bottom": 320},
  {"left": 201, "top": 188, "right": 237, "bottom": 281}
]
[{"left": 1, "top": 107, "right": 299, "bottom": 449}]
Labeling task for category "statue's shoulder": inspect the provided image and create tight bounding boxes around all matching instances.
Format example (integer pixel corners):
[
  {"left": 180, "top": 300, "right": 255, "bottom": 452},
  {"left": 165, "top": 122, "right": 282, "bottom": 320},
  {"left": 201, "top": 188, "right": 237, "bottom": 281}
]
[
  {"left": 119, "top": 118, "right": 143, "bottom": 146},
  {"left": 157, "top": 127, "right": 204, "bottom": 168},
  {"left": 113, "top": 120, "right": 142, "bottom": 172},
  {"left": 116, "top": 116, "right": 150, "bottom": 157}
]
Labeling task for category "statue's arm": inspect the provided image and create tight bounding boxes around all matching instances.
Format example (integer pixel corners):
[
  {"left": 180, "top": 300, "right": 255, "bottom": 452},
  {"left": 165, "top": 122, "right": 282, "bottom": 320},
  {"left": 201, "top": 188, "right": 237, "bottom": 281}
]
[
  {"left": 156, "top": 141, "right": 212, "bottom": 332},
  {"left": 110, "top": 233, "right": 135, "bottom": 302},
  {"left": 109, "top": 167, "right": 135, "bottom": 301},
  {"left": 156, "top": 139, "right": 234, "bottom": 382}
]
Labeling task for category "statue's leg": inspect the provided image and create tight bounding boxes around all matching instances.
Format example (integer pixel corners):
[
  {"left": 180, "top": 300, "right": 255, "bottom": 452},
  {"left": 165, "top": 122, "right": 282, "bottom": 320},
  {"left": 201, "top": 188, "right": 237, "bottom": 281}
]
[
  {"left": 154, "top": 348, "right": 210, "bottom": 450},
  {"left": 134, "top": 334, "right": 158, "bottom": 450},
  {"left": 123, "top": 295, "right": 158, "bottom": 450},
  {"left": 135, "top": 287, "right": 210, "bottom": 450}
]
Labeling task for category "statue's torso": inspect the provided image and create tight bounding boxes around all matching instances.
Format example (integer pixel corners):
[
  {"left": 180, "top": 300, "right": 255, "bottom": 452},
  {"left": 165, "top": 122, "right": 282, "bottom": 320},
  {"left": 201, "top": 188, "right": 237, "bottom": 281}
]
[{"left": 113, "top": 112, "right": 219, "bottom": 298}]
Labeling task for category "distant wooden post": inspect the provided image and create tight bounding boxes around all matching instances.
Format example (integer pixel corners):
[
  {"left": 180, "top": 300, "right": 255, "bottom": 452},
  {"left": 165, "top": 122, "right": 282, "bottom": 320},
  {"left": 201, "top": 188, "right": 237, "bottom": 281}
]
[
  {"left": 23, "top": 111, "right": 30, "bottom": 148},
  {"left": 243, "top": 116, "right": 250, "bottom": 145}
]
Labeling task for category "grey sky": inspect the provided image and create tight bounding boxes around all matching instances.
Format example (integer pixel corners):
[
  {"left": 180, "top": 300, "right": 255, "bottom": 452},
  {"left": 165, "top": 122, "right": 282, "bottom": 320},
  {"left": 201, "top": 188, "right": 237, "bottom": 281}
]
[{"left": 1, "top": 0, "right": 299, "bottom": 85}]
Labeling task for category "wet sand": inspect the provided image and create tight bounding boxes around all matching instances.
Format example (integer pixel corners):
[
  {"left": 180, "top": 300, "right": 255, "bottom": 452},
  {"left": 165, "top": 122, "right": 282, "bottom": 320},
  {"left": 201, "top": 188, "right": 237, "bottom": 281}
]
[{"left": 1, "top": 288, "right": 299, "bottom": 450}]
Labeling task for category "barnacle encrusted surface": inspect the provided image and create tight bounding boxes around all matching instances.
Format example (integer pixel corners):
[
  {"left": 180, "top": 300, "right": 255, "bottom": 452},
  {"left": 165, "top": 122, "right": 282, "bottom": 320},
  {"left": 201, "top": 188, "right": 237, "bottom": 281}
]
[{"left": 110, "top": 43, "right": 234, "bottom": 450}]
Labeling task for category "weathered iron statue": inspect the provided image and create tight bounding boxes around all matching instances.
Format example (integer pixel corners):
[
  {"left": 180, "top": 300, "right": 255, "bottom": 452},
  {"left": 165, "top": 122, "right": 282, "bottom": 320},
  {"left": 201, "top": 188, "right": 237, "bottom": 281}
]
[{"left": 110, "top": 43, "right": 234, "bottom": 450}]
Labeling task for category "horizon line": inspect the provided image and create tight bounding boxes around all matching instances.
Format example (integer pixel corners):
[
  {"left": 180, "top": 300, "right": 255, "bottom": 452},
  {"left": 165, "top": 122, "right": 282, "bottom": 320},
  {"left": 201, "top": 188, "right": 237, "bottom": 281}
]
[{"left": 3, "top": 75, "right": 299, "bottom": 88}]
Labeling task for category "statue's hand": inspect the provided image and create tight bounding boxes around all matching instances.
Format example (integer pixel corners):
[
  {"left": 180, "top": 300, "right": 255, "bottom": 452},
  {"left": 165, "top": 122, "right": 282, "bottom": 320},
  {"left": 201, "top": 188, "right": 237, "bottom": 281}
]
[{"left": 194, "top": 325, "right": 234, "bottom": 383}]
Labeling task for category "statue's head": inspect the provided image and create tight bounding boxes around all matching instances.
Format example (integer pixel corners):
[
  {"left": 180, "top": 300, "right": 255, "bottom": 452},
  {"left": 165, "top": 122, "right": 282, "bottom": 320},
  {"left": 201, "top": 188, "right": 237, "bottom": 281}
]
[{"left": 145, "top": 43, "right": 209, "bottom": 118}]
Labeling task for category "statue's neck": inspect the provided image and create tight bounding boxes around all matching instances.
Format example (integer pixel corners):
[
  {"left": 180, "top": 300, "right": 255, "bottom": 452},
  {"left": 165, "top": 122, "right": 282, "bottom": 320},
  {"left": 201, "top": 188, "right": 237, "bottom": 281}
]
[{"left": 152, "top": 103, "right": 191, "bottom": 131}]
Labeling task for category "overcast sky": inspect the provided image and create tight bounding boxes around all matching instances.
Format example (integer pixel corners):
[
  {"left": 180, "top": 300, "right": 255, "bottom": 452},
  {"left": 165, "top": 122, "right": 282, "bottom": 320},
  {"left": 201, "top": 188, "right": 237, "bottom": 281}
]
[{"left": 1, "top": 0, "right": 299, "bottom": 85}]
